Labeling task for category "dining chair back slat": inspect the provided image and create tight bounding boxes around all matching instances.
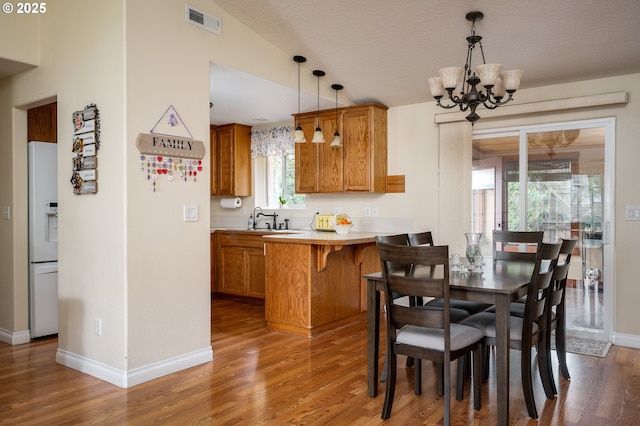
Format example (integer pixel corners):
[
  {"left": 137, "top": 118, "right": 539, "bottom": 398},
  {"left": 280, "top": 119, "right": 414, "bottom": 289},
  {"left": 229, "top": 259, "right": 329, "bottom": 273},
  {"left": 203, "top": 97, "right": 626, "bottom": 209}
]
[
  {"left": 376, "top": 234, "right": 410, "bottom": 274},
  {"left": 408, "top": 231, "right": 434, "bottom": 246},
  {"left": 493, "top": 230, "right": 544, "bottom": 262}
]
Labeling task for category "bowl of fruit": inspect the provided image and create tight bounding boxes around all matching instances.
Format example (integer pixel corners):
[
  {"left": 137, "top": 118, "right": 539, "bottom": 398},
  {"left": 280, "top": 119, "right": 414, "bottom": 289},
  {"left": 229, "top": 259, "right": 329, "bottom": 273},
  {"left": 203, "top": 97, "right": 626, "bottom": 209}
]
[{"left": 332, "top": 214, "right": 353, "bottom": 235}]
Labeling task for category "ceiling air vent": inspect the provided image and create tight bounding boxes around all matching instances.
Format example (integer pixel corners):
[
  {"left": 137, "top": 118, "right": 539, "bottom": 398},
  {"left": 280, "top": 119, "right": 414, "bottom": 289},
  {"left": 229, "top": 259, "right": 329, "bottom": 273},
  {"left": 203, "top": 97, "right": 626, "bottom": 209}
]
[{"left": 185, "top": 4, "right": 221, "bottom": 35}]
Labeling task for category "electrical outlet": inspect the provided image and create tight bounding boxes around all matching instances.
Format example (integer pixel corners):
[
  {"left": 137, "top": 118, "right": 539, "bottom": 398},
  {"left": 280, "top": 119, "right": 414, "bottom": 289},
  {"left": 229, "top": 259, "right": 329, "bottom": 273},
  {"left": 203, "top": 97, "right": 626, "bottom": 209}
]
[
  {"left": 95, "top": 318, "right": 102, "bottom": 336},
  {"left": 334, "top": 207, "right": 343, "bottom": 215},
  {"left": 365, "top": 207, "right": 371, "bottom": 217},
  {"left": 372, "top": 207, "right": 378, "bottom": 217}
]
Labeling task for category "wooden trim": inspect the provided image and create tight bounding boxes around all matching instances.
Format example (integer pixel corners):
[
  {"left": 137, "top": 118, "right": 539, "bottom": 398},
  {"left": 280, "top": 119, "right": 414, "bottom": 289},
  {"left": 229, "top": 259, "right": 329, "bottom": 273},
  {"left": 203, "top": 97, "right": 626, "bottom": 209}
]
[
  {"left": 434, "top": 92, "right": 628, "bottom": 124},
  {"left": 314, "top": 244, "right": 344, "bottom": 271},
  {"left": 385, "top": 175, "right": 405, "bottom": 193}
]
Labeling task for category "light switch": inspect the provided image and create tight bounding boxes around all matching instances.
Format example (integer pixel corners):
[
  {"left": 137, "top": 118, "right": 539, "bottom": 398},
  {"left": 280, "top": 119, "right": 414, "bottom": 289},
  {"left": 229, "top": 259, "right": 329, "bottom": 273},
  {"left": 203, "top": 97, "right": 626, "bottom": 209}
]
[
  {"left": 183, "top": 205, "right": 198, "bottom": 222},
  {"left": 2, "top": 206, "right": 10, "bottom": 220},
  {"left": 626, "top": 206, "right": 640, "bottom": 221}
]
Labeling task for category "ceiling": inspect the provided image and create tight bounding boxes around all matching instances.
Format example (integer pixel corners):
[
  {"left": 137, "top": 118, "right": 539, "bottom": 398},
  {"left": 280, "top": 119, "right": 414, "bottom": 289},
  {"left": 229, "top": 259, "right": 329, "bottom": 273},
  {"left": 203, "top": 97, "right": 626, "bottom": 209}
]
[
  {"left": 2, "top": 2, "right": 638, "bottom": 127},
  {"left": 209, "top": 0, "right": 640, "bottom": 126},
  {"left": 209, "top": 63, "right": 339, "bottom": 127}
]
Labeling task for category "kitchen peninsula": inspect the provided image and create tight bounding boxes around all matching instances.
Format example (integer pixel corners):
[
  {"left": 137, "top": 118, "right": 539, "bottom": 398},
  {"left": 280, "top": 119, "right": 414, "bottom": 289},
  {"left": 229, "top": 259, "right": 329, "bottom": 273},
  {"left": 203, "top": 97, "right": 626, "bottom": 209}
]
[{"left": 263, "top": 231, "right": 381, "bottom": 337}]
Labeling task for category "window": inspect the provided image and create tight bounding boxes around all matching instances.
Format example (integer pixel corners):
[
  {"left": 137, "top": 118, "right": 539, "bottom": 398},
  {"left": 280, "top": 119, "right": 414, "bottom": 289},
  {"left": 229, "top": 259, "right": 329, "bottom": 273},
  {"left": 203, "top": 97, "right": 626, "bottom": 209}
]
[
  {"left": 266, "top": 148, "right": 305, "bottom": 208},
  {"left": 252, "top": 126, "right": 305, "bottom": 209}
]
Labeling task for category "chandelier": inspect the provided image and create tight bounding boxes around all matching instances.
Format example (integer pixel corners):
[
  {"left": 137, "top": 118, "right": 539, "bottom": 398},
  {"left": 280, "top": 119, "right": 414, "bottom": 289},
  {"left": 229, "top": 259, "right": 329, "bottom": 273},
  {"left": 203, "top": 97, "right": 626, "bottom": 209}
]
[{"left": 428, "top": 11, "right": 524, "bottom": 124}]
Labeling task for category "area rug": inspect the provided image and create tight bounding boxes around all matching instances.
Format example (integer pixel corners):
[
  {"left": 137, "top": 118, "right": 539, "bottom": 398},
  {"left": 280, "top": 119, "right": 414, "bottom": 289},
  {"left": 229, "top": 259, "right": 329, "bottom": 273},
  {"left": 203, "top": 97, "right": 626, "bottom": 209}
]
[{"left": 551, "top": 335, "right": 612, "bottom": 358}]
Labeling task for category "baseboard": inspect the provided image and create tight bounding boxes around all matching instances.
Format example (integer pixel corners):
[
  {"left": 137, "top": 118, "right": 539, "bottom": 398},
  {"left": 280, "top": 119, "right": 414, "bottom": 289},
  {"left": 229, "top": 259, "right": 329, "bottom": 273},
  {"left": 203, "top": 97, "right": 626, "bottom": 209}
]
[
  {"left": 125, "top": 347, "right": 213, "bottom": 388},
  {"left": 612, "top": 332, "right": 640, "bottom": 349},
  {"left": 56, "top": 346, "right": 213, "bottom": 388},
  {"left": 0, "top": 328, "right": 31, "bottom": 345}
]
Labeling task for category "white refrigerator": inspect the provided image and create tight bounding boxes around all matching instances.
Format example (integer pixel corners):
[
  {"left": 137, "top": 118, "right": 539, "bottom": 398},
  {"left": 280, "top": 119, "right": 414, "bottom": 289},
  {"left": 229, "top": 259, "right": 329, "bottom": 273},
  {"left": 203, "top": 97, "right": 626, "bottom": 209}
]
[{"left": 28, "top": 141, "right": 58, "bottom": 338}]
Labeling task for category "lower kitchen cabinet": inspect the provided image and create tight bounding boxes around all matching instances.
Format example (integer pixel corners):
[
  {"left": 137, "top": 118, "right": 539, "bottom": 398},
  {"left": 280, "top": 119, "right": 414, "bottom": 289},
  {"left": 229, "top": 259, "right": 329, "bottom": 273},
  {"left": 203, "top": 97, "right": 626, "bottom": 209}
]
[
  {"left": 215, "top": 232, "right": 266, "bottom": 299},
  {"left": 246, "top": 248, "right": 266, "bottom": 298}
]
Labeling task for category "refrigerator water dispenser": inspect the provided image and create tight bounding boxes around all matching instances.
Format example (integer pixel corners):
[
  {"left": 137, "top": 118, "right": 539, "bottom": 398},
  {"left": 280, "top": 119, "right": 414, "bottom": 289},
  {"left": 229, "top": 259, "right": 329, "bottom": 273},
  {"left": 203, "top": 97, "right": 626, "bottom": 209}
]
[{"left": 45, "top": 202, "right": 58, "bottom": 243}]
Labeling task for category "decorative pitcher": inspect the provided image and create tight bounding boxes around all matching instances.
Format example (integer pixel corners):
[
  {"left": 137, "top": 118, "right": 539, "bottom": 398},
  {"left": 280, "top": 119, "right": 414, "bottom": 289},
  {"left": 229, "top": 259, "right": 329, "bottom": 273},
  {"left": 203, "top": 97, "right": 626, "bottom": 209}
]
[{"left": 465, "top": 232, "right": 484, "bottom": 271}]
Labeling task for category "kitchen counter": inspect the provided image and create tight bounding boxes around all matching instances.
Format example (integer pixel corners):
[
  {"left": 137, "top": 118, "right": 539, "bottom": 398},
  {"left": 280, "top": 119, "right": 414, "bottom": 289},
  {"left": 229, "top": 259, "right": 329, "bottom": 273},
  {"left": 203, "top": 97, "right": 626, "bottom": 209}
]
[
  {"left": 211, "top": 228, "right": 303, "bottom": 234},
  {"left": 262, "top": 231, "right": 382, "bottom": 337},
  {"left": 263, "top": 230, "right": 378, "bottom": 245}
]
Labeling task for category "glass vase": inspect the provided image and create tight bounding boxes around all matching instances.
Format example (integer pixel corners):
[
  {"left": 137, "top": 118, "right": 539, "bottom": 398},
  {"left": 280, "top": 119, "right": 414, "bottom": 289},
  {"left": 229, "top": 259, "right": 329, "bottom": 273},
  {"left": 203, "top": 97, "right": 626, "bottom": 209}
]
[{"left": 465, "top": 232, "right": 484, "bottom": 271}]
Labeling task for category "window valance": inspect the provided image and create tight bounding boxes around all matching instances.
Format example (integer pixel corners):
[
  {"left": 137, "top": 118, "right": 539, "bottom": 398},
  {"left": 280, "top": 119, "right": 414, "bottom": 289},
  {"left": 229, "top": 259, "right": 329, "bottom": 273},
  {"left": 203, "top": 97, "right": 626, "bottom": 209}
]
[{"left": 251, "top": 125, "right": 294, "bottom": 158}]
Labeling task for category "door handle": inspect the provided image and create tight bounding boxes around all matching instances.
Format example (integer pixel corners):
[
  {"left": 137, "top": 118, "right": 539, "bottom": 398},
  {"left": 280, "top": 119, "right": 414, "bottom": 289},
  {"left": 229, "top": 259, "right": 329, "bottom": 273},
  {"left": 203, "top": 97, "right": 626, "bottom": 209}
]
[{"left": 603, "top": 222, "right": 611, "bottom": 244}]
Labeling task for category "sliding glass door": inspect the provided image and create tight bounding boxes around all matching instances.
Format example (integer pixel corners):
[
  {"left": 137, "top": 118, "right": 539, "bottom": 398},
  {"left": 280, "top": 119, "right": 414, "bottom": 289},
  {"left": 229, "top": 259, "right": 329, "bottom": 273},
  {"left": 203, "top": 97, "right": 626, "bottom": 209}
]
[{"left": 472, "top": 119, "right": 614, "bottom": 340}]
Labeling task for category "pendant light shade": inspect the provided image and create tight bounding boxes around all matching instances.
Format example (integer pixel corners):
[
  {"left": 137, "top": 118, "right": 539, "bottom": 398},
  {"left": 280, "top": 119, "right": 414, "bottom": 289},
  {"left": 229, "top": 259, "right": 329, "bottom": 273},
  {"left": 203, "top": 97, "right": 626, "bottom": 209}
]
[
  {"left": 330, "top": 84, "right": 343, "bottom": 147},
  {"left": 293, "top": 55, "right": 307, "bottom": 143},
  {"left": 312, "top": 69, "right": 325, "bottom": 143}
]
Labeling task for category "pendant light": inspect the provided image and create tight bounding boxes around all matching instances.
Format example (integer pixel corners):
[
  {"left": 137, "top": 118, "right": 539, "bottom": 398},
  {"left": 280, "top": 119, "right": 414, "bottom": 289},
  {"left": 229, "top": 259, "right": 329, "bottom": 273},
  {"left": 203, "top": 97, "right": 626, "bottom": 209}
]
[
  {"left": 330, "top": 84, "right": 343, "bottom": 147},
  {"left": 311, "top": 69, "right": 325, "bottom": 143},
  {"left": 293, "top": 55, "right": 307, "bottom": 143}
]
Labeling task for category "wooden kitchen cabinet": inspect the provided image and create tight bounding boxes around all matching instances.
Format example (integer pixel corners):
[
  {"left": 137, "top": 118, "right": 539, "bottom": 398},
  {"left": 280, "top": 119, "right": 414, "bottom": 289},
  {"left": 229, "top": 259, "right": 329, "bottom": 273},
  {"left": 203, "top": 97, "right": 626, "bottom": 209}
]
[
  {"left": 215, "top": 232, "right": 265, "bottom": 299},
  {"left": 318, "top": 112, "right": 343, "bottom": 192},
  {"left": 210, "top": 123, "right": 252, "bottom": 196},
  {"left": 294, "top": 103, "right": 387, "bottom": 193},
  {"left": 246, "top": 249, "right": 266, "bottom": 298},
  {"left": 343, "top": 104, "right": 387, "bottom": 192},
  {"left": 209, "top": 126, "right": 218, "bottom": 196},
  {"left": 294, "top": 115, "right": 319, "bottom": 193}
]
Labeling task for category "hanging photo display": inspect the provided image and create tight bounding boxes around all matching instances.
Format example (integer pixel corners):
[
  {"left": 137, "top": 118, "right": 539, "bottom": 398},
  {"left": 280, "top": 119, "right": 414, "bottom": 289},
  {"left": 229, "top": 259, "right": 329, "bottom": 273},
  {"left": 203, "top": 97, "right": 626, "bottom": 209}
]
[
  {"left": 136, "top": 105, "right": 205, "bottom": 192},
  {"left": 70, "top": 104, "right": 100, "bottom": 194}
]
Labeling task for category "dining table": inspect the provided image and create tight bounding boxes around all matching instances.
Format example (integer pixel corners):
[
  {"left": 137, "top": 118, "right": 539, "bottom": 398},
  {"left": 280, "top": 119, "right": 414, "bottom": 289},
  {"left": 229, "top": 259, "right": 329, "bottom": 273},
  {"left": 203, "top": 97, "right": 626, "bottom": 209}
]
[{"left": 365, "top": 259, "right": 535, "bottom": 426}]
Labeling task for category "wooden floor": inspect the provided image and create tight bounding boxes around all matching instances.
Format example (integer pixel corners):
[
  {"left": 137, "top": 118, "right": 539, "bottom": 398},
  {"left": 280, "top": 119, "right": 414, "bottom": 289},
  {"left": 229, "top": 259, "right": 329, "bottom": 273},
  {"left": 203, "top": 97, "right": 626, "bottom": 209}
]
[{"left": 2, "top": 296, "right": 639, "bottom": 425}]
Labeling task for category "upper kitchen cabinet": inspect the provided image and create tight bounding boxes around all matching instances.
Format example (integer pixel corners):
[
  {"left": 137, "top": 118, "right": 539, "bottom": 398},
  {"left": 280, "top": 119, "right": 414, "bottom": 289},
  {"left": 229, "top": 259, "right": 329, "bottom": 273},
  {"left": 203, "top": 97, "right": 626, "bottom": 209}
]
[
  {"left": 293, "top": 103, "right": 388, "bottom": 193},
  {"left": 343, "top": 104, "right": 387, "bottom": 192},
  {"left": 210, "top": 123, "right": 252, "bottom": 196},
  {"left": 318, "top": 112, "right": 344, "bottom": 192},
  {"left": 294, "top": 115, "right": 319, "bottom": 193}
]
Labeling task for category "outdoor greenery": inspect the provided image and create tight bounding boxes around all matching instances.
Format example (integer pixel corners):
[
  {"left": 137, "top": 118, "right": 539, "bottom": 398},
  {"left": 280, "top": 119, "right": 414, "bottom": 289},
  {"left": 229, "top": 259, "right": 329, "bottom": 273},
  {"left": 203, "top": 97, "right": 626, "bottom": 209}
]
[
  {"left": 270, "top": 149, "right": 305, "bottom": 207},
  {"left": 506, "top": 174, "right": 603, "bottom": 232}
]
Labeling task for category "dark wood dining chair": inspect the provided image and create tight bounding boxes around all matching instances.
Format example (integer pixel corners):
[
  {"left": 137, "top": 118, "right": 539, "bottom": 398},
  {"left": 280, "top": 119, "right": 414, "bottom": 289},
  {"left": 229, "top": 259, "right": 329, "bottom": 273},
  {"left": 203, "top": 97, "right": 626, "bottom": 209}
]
[
  {"left": 539, "top": 237, "right": 579, "bottom": 398},
  {"left": 407, "top": 230, "right": 490, "bottom": 399},
  {"left": 461, "top": 241, "right": 562, "bottom": 419},
  {"left": 377, "top": 233, "right": 471, "bottom": 389},
  {"left": 492, "top": 230, "right": 544, "bottom": 262},
  {"left": 498, "top": 239, "right": 579, "bottom": 399},
  {"left": 376, "top": 234, "right": 415, "bottom": 378},
  {"left": 409, "top": 231, "right": 491, "bottom": 316},
  {"left": 376, "top": 240, "right": 484, "bottom": 424}
]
